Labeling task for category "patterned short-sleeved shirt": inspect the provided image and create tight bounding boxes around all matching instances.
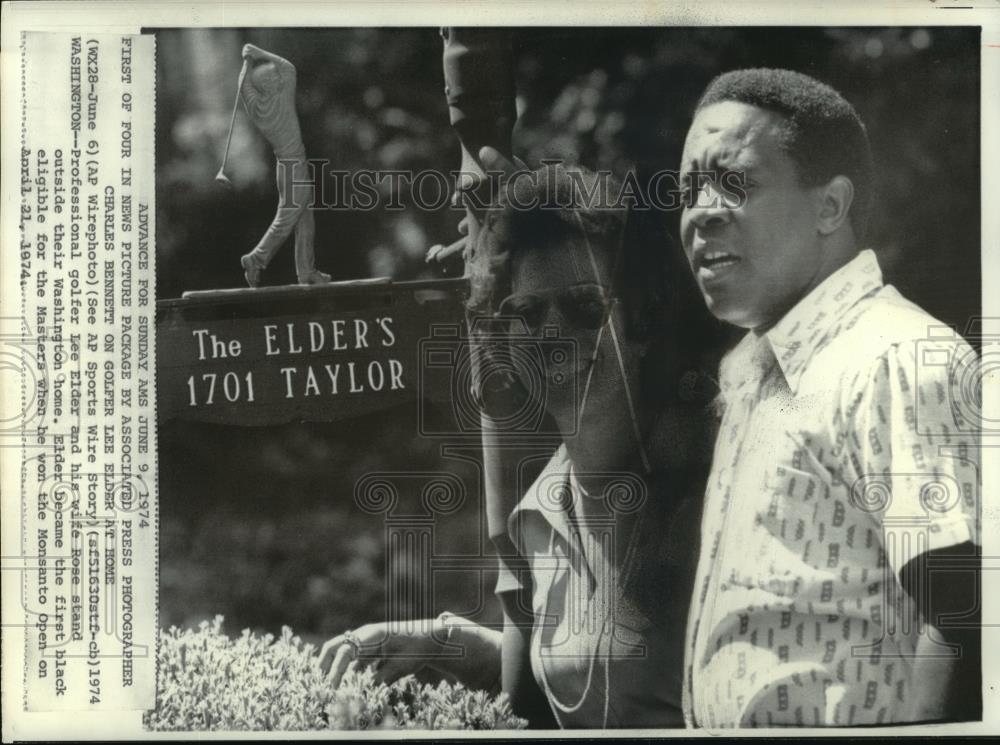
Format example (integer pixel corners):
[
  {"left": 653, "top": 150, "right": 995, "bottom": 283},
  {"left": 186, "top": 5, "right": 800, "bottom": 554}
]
[{"left": 682, "top": 249, "right": 980, "bottom": 728}]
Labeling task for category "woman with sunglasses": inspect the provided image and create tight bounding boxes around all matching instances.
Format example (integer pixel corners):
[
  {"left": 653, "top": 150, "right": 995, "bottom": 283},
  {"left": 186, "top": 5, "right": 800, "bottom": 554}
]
[{"left": 319, "top": 161, "right": 719, "bottom": 728}]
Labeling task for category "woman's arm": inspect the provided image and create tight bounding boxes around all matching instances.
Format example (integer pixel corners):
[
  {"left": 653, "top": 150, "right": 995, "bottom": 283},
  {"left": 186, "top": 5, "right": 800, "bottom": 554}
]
[
  {"left": 319, "top": 614, "right": 502, "bottom": 690},
  {"left": 434, "top": 613, "right": 503, "bottom": 691}
]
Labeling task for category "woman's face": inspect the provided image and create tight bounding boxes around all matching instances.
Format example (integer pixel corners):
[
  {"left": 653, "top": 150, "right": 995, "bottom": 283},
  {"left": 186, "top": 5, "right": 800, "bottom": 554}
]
[{"left": 505, "top": 236, "right": 643, "bottom": 429}]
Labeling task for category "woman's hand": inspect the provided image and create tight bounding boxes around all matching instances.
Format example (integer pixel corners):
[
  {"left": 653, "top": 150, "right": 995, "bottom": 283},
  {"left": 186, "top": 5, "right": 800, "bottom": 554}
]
[
  {"left": 318, "top": 615, "right": 503, "bottom": 691},
  {"left": 319, "top": 619, "right": 443, "bottom": 688}
]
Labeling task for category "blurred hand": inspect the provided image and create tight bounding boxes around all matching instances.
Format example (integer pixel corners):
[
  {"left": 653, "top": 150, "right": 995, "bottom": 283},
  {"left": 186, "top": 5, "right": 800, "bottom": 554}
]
[
  {"left": 318, "top": 620, "right": 443, "bottom": 688},
  {"left": 318, "top": 615, "right": 503, "bottom": 691},
  {"left": 425, "top": 234, "right": 467, "bottom": 264},
  {"left": 476, "top": 145, "right": 529, "bottom": 177}
]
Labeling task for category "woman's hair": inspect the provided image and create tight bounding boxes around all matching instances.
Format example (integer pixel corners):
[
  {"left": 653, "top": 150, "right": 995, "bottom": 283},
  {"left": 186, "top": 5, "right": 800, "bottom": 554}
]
[{"left": 467, "top": 164, "right": 633, "bottom": 324}]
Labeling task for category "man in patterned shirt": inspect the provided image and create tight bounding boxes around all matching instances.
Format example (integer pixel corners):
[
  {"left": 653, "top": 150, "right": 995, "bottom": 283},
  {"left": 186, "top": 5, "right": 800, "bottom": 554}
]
[{"left": 677, "top": 68, "right": 981, "bottom": 727}]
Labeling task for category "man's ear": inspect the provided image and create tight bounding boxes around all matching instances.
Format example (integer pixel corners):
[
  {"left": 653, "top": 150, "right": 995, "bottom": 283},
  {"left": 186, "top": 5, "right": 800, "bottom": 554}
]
[{"left": 816, "top": 175, "right": 854, "bottom": 235}]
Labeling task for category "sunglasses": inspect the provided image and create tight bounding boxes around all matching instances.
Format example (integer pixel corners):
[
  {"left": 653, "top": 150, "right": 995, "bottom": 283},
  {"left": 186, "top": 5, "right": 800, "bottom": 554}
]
[{"left": 495, "top": 283, "right": 615, "bottom": 335}]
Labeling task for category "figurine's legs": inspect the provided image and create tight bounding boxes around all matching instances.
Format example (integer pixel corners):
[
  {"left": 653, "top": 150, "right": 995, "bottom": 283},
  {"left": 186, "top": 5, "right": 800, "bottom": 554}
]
[
  {"left": 242, "top": 156, "right": 311, "bottom": 286},
  {"left": 293, "top": 207, "right": 330, "bottom": 284}
]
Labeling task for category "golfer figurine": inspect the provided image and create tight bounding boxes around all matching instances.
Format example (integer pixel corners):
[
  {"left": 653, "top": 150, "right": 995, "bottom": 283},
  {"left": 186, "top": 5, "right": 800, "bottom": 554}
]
[{"left": 237, "top": 43, "right": 330, "bottom": 287}]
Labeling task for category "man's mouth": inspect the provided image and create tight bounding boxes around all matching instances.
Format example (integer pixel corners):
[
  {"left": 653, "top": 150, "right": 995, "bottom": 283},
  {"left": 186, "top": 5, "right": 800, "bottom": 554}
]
[{"left": 695, "top": 250, "right": 741, "bottom": 280}]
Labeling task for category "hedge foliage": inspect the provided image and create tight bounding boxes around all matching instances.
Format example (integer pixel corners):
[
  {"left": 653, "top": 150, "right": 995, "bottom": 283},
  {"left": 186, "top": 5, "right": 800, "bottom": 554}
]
[{"left": 145, "top": 617, "right": 526, "bottom": 731}]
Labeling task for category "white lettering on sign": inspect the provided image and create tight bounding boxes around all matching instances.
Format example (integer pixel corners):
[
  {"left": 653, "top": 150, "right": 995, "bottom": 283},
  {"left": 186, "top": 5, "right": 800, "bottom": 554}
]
[
  {"left": 191, "top": 329, "right": 242, "bottom": 360},
  {"left": 259, "top": 316, "right": 394, "bottom": 355},
  {"left": 185, "top": 316, "right": 405, "bottom": 408},
  {"left": 278, "top": 360, "right": 404, "bottom": 400}
]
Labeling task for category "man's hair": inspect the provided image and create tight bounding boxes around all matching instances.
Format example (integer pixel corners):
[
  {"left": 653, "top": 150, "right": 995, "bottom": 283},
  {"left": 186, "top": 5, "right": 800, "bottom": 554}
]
[{"left": 696, "top": 68, "right": 875, "bottom": 238}]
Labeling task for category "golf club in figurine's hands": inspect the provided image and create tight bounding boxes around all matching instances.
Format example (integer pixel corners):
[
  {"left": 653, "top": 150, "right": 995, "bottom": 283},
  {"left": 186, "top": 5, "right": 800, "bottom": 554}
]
[
  {"left": 220, "top": 43, "right": 331, "bottom": 288},
  {"left": 216, "top": 59, "right": 248, "bottom": 189}
]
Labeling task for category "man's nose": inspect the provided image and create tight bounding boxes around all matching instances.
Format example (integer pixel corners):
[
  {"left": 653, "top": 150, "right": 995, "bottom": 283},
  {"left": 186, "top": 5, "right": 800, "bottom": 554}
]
[{"left": 687, "top": 182, "right": 733, "bottom": 230}]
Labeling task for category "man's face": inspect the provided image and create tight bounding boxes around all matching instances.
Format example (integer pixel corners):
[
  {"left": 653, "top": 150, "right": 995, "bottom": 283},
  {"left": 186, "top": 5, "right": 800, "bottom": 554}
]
[{"left": 679, "top": 101, "right": 826, "bottom": 330}]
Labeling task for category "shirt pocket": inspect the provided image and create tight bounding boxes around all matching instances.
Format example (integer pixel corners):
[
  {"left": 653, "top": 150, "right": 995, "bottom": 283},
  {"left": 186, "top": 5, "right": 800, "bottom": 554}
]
[
  {"left": 751, "top": 461, "right": 832, "bottom": 582},
  {"left": 762, "top": 462, "right": 828, "bottom": 533}
]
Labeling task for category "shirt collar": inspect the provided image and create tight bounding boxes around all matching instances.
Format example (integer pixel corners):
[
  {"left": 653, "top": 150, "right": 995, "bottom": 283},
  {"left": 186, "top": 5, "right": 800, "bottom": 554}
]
[
  {"left": 720, "top": 249, "right": 884, "bottom": 397},
  {"left": 508, "top": 445, "right": 576, "bottom": 547}
]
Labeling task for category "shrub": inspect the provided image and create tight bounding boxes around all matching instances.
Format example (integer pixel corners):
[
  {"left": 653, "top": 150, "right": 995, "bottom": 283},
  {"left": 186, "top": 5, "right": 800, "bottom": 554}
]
[{"left": 144, "top": 616, "right": 526, "bottom": 731}]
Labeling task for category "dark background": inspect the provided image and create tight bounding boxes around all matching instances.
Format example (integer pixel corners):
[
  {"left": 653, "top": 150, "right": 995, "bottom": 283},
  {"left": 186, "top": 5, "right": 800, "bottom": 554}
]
[{"left": 154, "top": 27, "right": 982, "bottom": 645}]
